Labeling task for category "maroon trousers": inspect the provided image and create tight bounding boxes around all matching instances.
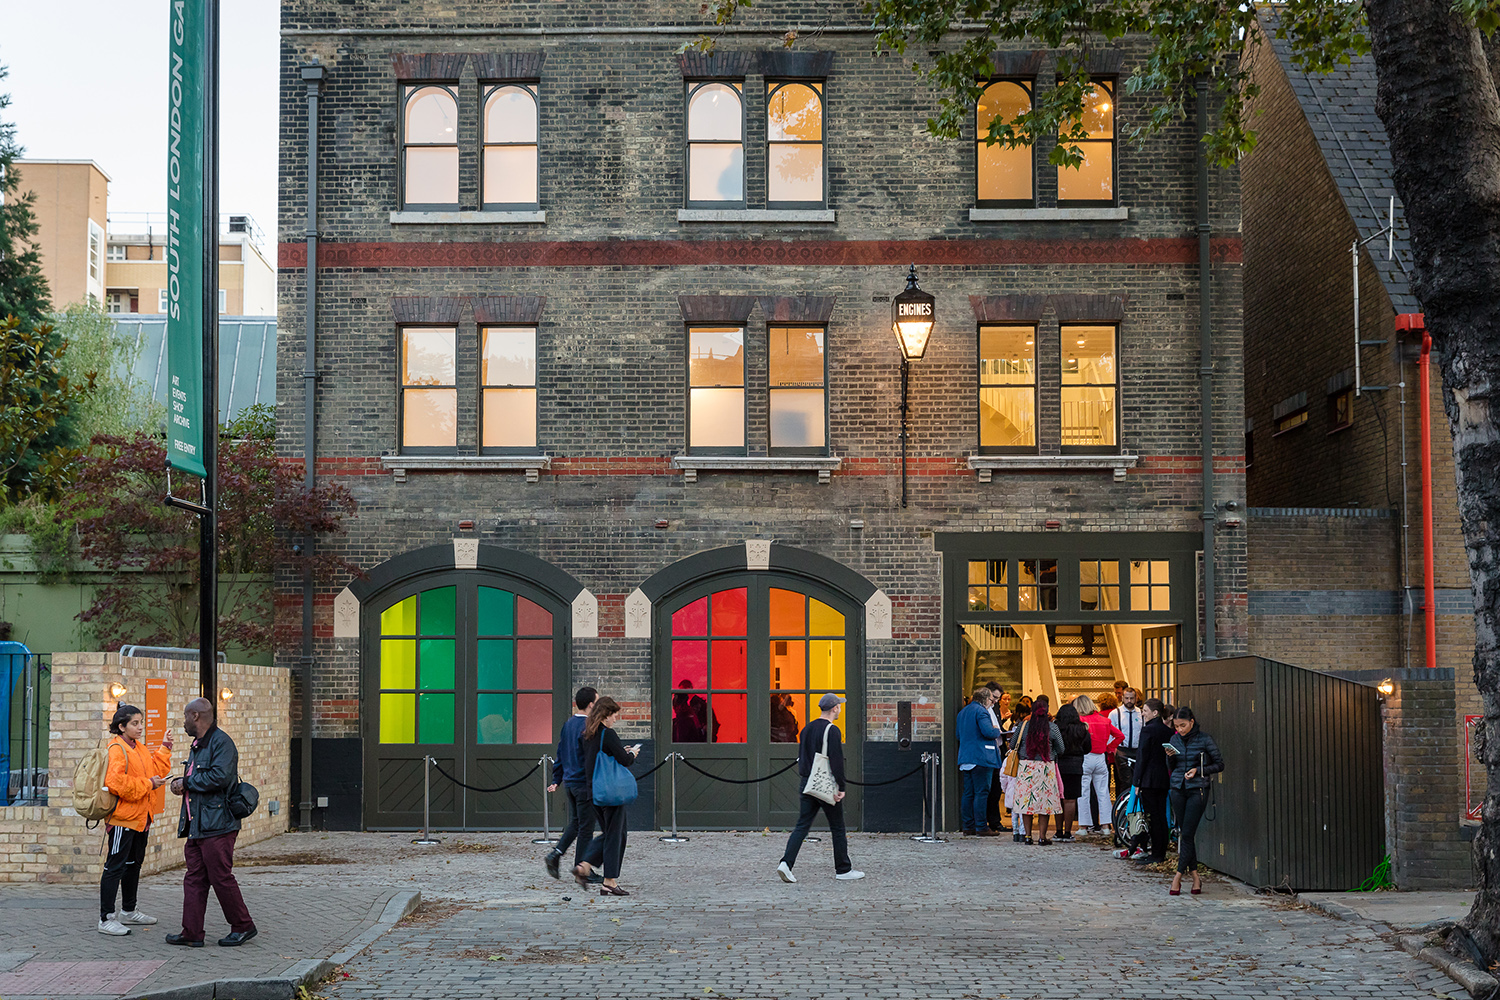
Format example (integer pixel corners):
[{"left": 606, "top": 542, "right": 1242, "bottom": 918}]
[{"left": 180, "top": 832, "right": 255, "bottom": 940}]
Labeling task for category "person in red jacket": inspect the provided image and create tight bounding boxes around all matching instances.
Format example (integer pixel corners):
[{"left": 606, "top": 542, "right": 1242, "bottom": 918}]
[
  {"left": 1074, "top": 695, "right": 1124, "bottom": 833},
  {"left": 98, "top": 705, "right": 174, "bottom": 936}
]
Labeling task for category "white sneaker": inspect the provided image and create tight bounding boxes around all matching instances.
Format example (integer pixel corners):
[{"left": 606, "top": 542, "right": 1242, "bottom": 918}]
[
  {"left": 117, "top": 910, "right": 157, "bottom": 925},
  {"left": 98, "top": 918, "right": 131, "bottom": 936},
  {"left": 776, "top": 861, "right": 797, "bottom": 883},
  {"left": 835, "top": 869, "right": 866, "bottom": 880},
  {"left": 1129, "top": 849, "right": 1150, "bottom": 861}
]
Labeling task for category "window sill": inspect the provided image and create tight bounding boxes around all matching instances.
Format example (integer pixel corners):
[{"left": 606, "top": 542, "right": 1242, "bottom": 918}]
[
  {"left": 969, "top": 207, "right": 1129, "bottom": 222},
  {"left": 380, "top": 454, "right": 550, "bottom": 483},
  {"left": 677, "top": 209, "right": 836, "bottom": 223},
  {"left": 389, "top": 210, "right": 546, "bottom": 224},
  {"left": 671, "top": 455, "right": 842, "bottom": 484},
  {"left": 966, "top": 454, "right": 1138, "bottom": 483}
]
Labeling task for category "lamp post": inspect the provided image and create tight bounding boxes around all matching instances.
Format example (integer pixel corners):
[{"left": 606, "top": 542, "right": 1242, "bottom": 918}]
[{"left": 892, "top": 264, "right": 935, "bottom": 508}]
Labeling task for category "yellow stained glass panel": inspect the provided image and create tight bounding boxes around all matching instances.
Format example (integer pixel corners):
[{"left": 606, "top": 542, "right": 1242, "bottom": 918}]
[
  {"left": 379, "top": 693, "right": 416, "bottom": 744},
  {"left": 380, "top": 639, "right": 416, "bottom": 689},
  {"left": 809, "top": 599, "right": 844, "bottom": 637},
  {"left": 809, "top": 639, "right": 845, "bottom": 690},
  {"left": 381, "top": 596, "right": 416, "bottom": 636}
]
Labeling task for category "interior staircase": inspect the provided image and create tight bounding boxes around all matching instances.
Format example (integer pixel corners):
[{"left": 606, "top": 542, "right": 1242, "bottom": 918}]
[{"left": 1049, "top": 624, "right": 1116, "bottom": 703}]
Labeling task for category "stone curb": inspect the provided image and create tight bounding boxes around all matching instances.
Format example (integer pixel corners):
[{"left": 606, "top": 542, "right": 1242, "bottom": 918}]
[
  {"left": 1298, "top": 894, "right": 1497, "bottom": 1000},
  {"left": 128, "top": 890, "right": 422, "bottom": 1000}
]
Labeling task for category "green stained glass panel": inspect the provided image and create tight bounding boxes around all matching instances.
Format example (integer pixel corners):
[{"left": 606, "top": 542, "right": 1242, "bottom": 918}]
[
  {"left": 379, "top": 693, "right": 415, "bottom": 744},
  {"left": 419, "top": 639, "right": 455, "bottom": 690},
  {"left": 478, "top": 587, "right": 514, "bottom": 636},
  {"left": 381, "top": 596, "right": 416, "bottom": 636},
  {"left": 418, "top": 693, "right": 455, "bottom": 744},
  {"left": 477, "top": 639, "right": 515, "bottom": 690},
  {"left": 380, "top": 639, "right": 416, "bottom": 689},
  {"left": 477, "top": 693, "right": 514, "bottom": 744},
  {"left": 419, "top": 586, "right": 457, "bottom": 635}
]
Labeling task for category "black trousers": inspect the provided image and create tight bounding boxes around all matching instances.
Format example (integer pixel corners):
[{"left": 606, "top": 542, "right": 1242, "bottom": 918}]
[
  {"left": 1113, "top": 752, "right": 1137, "bottom": 798},
  {"left": 100, "top": 824, "right": 148, "bottom": 920},
  {"left": 1169, "top": 786, "right": 1209, "bottom": 874},
  {"left": 553, "top": 784, "right": 593, "bottom": 858},
  {"left": 580, "top": 803, "right": 628, "bottom": 879},
  {"left": 780, "top": 794, "right": 852, "bottom": 873},
  {"left": 1139, "top": 787, "right": 1168, "bottom": 860},
  {"left": 985, "top": 769, "right": 1005, "bottom": 830}
]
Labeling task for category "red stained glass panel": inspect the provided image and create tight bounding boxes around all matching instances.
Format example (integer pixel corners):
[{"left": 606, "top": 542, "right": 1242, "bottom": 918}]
[
  {"left": 671, "top": 641, "right": 708, "bottom": 689},
  {"left": 515, "top": 639, "right": 552, "bottom": 689},
  {"left": 515, "top": 693, "right": 554, "bottom": 744},
  {"left": 711, "top": 588, "right": 748, "bottom": 636},
  {"left": 672, "top": 597, "right": 708, "bottom": 636},
  {"left": 516, "top": 596, "right": 552, "bottom": 635},
  {"left": 712, "top": 693, "right": 747, "bottom": 743},
  {"left": 711, "top": 640, "right": 747, "bottom": 689}
]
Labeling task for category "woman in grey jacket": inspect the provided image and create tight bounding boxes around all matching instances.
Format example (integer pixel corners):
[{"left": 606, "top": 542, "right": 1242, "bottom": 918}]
[
  {"left": 1166, "top": 707, "right": 1225, "bottom": 895},
  {"left": 1010, "top": 696, "right": 1066, "bottom": 845}
]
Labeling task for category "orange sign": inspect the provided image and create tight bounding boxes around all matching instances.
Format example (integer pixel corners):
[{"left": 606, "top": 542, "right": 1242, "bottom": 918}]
[{"left": 146, "top": 679, "right": 169, "bottom": 816}]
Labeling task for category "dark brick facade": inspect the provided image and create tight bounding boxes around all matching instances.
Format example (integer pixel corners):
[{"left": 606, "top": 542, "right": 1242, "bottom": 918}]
[{"left": 278, "top": 0, "right": 1246, "bottom": 831}]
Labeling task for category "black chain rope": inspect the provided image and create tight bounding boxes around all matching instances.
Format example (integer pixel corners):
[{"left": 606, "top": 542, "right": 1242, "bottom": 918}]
[
  {"left": 427, "top": 759, "right": 540, "bottom": 794},
  {"left": 677, "top": 758, "right": 798, "bottom": 785},
  {"left": 633, "top": 756, "right": 670, "bottom": 781},
  {"left": 845, "top": 762, "right": 927, "bottom": 787}
]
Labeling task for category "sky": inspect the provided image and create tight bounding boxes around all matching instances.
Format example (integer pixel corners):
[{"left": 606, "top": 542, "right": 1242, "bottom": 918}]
[{"left": 2, "top": 0, "right": 280, "bottom": 245}]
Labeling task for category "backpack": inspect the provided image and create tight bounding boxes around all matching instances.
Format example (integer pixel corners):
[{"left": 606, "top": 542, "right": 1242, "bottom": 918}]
[{"left": 73, "top": 738, "right": 120, "bottom": 827}]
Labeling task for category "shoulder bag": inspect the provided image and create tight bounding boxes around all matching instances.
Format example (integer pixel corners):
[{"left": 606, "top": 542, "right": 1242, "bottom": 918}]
[
  {"left": 592, "top": 744, "right": 639, "bottom": 807},
  {"left": 1002, "top": 721, "right": 1027, "bottom": 778},
  {"left": 227, "top": 776, "right": 260, "bottom": 819},
  {"left": 801, "top": 723, "right": 840, "bottom": 804}
]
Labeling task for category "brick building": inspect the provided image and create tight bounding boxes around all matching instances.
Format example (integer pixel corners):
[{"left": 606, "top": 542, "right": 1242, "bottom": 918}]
[
  {"left": 276, "top": 0, "right": 1245, "bottom": 833},
  {"left": 1241, "top": 14, "right": 1477, "bottom": 886}
]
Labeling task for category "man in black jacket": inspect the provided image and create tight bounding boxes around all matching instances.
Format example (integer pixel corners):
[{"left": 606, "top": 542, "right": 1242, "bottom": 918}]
[
  {"left": 775, "top": 694, "right": 865, "bottom": 883},
  {"left": 165, "top": 698, "right": 257, "bottom": 948}
]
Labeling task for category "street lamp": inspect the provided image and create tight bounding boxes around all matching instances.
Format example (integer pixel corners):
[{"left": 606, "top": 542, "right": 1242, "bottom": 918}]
[{"left": 892, "top": 264, "right": 935, "bottom": 508}]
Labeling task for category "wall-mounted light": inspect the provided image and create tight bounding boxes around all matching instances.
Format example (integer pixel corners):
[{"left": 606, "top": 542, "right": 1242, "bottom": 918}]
[
  {"left": 1377, "top": 679, "right": 1395, "bottom": 697},
  {"left": 109, "top": 682, "right": 127, "bottom": 700},
  {"left": 219, "top": 687, "right": 235, "bottom": 702},
  {"left": 891, "top": 264, "right": 935, "bottom": 509}
]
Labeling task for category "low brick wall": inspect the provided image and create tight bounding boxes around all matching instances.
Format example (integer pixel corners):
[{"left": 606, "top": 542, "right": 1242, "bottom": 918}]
[{"left": 0, "top": 653, "right": 290, "bottom": 883}]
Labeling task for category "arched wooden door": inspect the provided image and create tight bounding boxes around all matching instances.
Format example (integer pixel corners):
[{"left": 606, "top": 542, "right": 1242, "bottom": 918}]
[
  {"left": 656, "top": 575, "right": 862, "bottom": 830},
  {"left": 363, "top": 572, "right": 569, "bottom": 830}
]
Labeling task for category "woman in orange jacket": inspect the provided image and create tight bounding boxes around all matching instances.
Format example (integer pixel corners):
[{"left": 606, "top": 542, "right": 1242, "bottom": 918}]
[{"left": 98, "top": 704, "right": 174, "bottom": 936}]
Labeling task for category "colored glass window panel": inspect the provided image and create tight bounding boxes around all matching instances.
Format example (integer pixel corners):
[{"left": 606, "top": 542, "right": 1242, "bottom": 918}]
[
  {"left": 804, "top": 693, "right": 845, "bottom": 724},
  {"left": 671, "top": 640, "right": 709, "bottom": 689},
  {"left": 418, "top": 693, "right": 455, "bottom": 744},
  {"left": 671, "top": 688, "right": 710, "bottom": 743},
  {"left": 673, "top": 597, "right": 708, "bottom": 636},
  {"left": 712, "top": 693, "right": 748, "bottom": 743},
  {"left": 478, "top": 587, "right": 514, "bottom": 636},
  {"left": 769, "top": 588, "right": 805, "bottom": 636},
  {"left": 770, "top": 693, "right": 805, "bottom": 742},
  {"left": 379, "top": 694, "right": 415, "bottom": 744},
  {"left": 515, "top": 639, "right": 552, "bottom": 689},
  {"left": 418, "top": 639, "right": 455, "bottom": 690},
  {"left": 809, "top": 640, "right": 846, "bottom": 690},
  {"left": 712, "top": 640, "right": 748, "bottom": 689},
  {"left": 419, "top": 586, "right": 457, "bottom": 635},
  {"left": 711, "top": 588, "right": 748, "bottom": 636},
  {"left": 380, "top": 639, "right": 416, "bottom": 689},
  {"left": 476, "top": 639, "right": 515, "bottom": 690},
  {"left": 381, "top": 596, "right": 416, "bottom": 635},
  {"left": 516, "top": 693, "right": 554, "bottom": 745},
  {"left": 809, "top": 599, "right": 844, "bottom": 636},
  {"left": 516, "top": 596, "right": 552, "bottom": 635},
  {"left": 476, "top": 693, "right": 514, "bottom": 744},
  {"left": 770, "top": 640, "right": 806, "bottom": 690}
]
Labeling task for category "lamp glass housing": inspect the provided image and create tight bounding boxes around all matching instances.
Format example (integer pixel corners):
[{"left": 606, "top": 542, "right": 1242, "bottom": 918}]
[{"left": 891, "top": 267, "right": 935, "bottom": 361}]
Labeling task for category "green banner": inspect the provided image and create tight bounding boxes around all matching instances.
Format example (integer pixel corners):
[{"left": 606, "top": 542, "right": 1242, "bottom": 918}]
[{"left": 166, "top": 0, "right": 207, "bottom": 477}]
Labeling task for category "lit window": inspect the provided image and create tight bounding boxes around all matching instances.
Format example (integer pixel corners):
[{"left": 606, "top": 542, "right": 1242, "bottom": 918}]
[
  {"left": 481, "top": 326, "right": 537, "bottom": 452},
  {"left": 1329, "top": 387, "right": 1353, "bottom": 432},
  {"left": 1080, "top": 559, "right": 1120, "bottom": 611},
  {"left": 1058, "top": 81, "right": 1114, "bottom": 205},
  {"left": 978, "top": 325, "right": 1036, "bottom": 451},
  {"left": 686, "top": 82, "right": 744, "bottom": 206},
  {"left": 977, "top": 81, "right": 1033, "bottom": 205},
  {"left": 766, "top": 82, "right": 823, "bottom": 207},
  {"left": 968, "top": 560, "right": 1008, "bottom": 612},
  {"left": 1060, "top": 325, "right": 1118, "bottom": 452},
  {"left": 402, "top": 84, "right": 460, "bottom": 209},
  {"left": 483, "top": 84, "right": 539, "bottom": 209},
  {"left": 1275, "top": 409, "right": 1308, "bottom": 434},
  {"left": 1018, "top": 559, "right": 1058, "bottom": 611},
  {"left": 1130, "top": 560, "right": 1170, "bottom": 611},
  {"left": 688, "top": 325, "right": 745, "bottom": 452},
  {"left": 768, "top": 325, "right": 826, "bottom": 452},
  {"left": 400, "top": 326, "right": 457, "bottom": 452}
]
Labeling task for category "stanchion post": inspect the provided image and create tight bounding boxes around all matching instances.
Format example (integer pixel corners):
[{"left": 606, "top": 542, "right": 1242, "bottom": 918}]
[
  {"left": 912, "top": 751, "right": 947, "bottom": 844},
  {"left": 412, "top": 754, "right": 440, "bottom": 845},
  {"left": 659, "top": 752, "right": 690, "bottom": 843},
  {"left": 531, "top": 754, "right": 557, "bottom": 845},
  {"left": 910, "top": 752, "right": 932, "bottom": 842}
]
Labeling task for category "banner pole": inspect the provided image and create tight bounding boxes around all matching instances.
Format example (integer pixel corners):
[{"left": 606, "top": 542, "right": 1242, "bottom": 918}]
[{"left": 198, "top": 0, "right": 221, "bottom": 701}]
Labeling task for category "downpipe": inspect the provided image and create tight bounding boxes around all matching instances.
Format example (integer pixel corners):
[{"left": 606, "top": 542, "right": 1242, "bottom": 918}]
[
  {"left": 1197, "top": 79, "right": 1217, "bottom": 658},
  {"left": 299, "top": 64, "right": 325, "bottom": 833}
]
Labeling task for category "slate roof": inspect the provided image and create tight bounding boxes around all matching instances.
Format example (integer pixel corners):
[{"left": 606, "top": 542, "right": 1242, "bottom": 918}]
[
  {"left": 112, "top": 315, "right": 277, "bottom": 424},
  {"left": 1259, "top": 11, "right": 1420, "bottom": 312}
]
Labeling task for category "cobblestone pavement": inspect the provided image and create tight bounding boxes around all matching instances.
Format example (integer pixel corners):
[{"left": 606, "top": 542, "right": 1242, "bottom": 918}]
[{"left": 225, "top": 831, "right": 1467, "bottom": 1000}]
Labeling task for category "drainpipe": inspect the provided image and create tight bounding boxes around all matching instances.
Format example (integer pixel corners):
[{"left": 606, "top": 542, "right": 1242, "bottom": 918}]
[
  {"left": 299, "top": 63, "right": 325, "bottom": 833},
  {"left": 1397, "top": 313, "right": 1436, "bottom": 669},
  {"left": 1197, "top": 79, "right": 1217, "bottom": 659}
]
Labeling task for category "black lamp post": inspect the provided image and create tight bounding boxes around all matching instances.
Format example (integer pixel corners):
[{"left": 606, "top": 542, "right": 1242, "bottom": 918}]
[{"left": 891, "top": 264, "right": 935, "bottom": 508}]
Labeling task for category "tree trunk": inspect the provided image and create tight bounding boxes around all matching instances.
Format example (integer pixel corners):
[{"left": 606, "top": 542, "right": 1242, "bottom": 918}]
[{"left": 1367, "top": 0, "right": 1500, "bottom": 961}]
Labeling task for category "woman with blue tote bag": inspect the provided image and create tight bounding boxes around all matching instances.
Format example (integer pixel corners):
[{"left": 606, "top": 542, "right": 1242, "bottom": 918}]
[{"left": 573, "top": 696, "right": 641, "bottom": 896}]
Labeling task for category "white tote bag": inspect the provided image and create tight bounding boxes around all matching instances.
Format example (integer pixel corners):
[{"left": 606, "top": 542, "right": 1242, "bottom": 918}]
[{"left": 802, "top": 722, "right": 841, "bottom": 804}]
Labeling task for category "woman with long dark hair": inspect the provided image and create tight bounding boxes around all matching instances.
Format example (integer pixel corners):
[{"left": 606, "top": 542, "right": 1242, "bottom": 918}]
[
  {"left": 1166, "top": 706, "right": 1224, "bottom": 895},
  {"left": 573, "top": 696, "right": 641, "bottom": 896},
  {"left": 1010, "top": 696, "right": 1064, "bottom": 845},
  {"left": 98, "top": 704, "right": 174, "bottom": 935},
  {"left": 1129, "top": 697, "right": 1172, "bottom": 864},
  {"left": 1053, "top": 704, "right": 1091, "bottom": 841}
]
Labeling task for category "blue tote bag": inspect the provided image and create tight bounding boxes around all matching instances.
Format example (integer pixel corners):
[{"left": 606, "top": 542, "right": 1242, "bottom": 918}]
[{"left": 592, "top": 751, "right": 638, "bottom": 807}]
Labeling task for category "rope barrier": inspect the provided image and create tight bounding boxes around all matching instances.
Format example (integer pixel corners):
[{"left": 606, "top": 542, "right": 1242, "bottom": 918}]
[
  {"left": 845, "top": 762, "right": 927, "bottom": 787},
  {"left": 428, "top": 759, "right": 541, "bottom": 794},
  {"left": 677, "top": 758, "right": 798, "bottom": 784},
  {"left": 633, "top": 756, "right": 671, "bottom": 781}
]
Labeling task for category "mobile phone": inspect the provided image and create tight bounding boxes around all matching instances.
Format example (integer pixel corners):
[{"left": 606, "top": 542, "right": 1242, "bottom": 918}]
[{"left": 1162, "top": 743, "right": 1179, "bottom": 755}]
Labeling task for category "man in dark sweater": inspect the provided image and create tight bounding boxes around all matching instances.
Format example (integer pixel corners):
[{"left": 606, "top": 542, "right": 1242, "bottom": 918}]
[
  {"left": 544, "top": 687, "right": 597, "bottom": 880},
  {"left": 776, "top": 694, "right": 865, "bottom": 883}
]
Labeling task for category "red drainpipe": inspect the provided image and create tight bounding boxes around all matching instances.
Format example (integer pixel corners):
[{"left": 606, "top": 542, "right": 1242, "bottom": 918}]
[{"left": 1396, "top": 312, "right": 1437, "bottom": 669}]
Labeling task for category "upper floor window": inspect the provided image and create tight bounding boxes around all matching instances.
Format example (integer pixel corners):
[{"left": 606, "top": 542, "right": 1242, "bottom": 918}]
[
  {"left": 1057, "top": 81, "right": 1114, "bottom": 205},
  {"left": 481, "top": 326, "right": 538, "bottom": 452},
  {"left": 766, "top": 82, "right": 824, "bottom": 208},
  {"left": 768, "top": 325, "right": 826, "bottom": 453},
  {"left": 483, "top": 84, "right": 539, "bottom": 210},
  {"left": 402, "top": 85, "right": 459, "bottom": 209},
  {"left": 688, "top": 325, "right": 745, "bottom": 452},
  {"left": 686, "top": 82, "right": 745, "bottom": 206},
  {"left": 1061, "top": 324, "right": 1118, "bottom": 452},
  {"left": 978, "top": 325, "right": 1036, "bottom": 452},
  {"left": 106, "top": 244, "right": 127, "bottom": 262},
  {"left": 976, "top": 81, "right": 1033, "bottom": 206},
  {"left": 400, "top": 326, "right": 457, "bottom": 452}
]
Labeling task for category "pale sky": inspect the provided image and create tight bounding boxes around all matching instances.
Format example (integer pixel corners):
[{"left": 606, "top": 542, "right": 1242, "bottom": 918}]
[{"left": 2, "top": 0, "right": 280, "bottom": 245}]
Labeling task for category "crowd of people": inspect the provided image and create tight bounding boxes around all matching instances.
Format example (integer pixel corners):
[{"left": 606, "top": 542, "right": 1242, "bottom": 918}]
[{"left": 956, "top": 680, "right": 1224, "bottom": 894}]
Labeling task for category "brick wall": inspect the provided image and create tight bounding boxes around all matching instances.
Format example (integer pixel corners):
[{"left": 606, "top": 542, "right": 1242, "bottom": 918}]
[{"left": 0, "top": 654, "right": 289, "bottom": 884}]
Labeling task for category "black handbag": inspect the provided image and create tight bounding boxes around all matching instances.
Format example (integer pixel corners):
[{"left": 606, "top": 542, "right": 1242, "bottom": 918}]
[{"left": 227, "top": 777, "right": 260, "bottom": 819}]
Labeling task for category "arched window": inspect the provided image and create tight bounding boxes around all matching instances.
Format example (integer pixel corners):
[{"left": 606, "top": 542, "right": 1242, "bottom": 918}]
[
  {"left": 686, "top": 82, "right": 744, "bottom": 206},
  {"left": 766, "top": 81, "right": 824, "bottom": 207},
  {"left": 483, "top": 84, "right": 539, "bottom": 209},
  {"left": 403, "top": 85, "right": 459, "bottom": 209},
  {"left": 976, "top": 81, "right": 1033, "bottom": 206},
  {"left": 1057, "top": 81, "right": 1115, "bottom": 205}
]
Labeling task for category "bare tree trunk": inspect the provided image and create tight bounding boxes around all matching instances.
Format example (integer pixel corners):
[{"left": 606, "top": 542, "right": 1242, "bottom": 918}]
[{"left": 1366, "top": 0, "right": 1500, "bottom": 962}]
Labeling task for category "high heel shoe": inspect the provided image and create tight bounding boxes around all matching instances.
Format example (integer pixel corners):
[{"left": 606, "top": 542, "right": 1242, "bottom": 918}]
[
  {"left": 1191, "top": 880, "right": 1203, "bottom": 895},
  {"left": 1169, "top": 874, "right": 1183, "bottom": 896}
]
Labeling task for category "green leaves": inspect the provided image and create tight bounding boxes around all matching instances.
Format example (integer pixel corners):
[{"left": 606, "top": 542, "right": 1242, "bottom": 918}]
[{"left": 0, "top": 314, "right": 94, "bottom": 502}]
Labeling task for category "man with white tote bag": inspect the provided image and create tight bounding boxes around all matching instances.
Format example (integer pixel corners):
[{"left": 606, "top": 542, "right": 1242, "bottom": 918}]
[{"left": 776, "top": 694, "right": 865, "bottom": 883}]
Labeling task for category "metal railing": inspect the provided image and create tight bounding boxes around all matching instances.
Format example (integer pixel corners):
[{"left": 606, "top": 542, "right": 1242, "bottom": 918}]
[{"left": 5, "top": 652, "right": 50, "bottom": 806}]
